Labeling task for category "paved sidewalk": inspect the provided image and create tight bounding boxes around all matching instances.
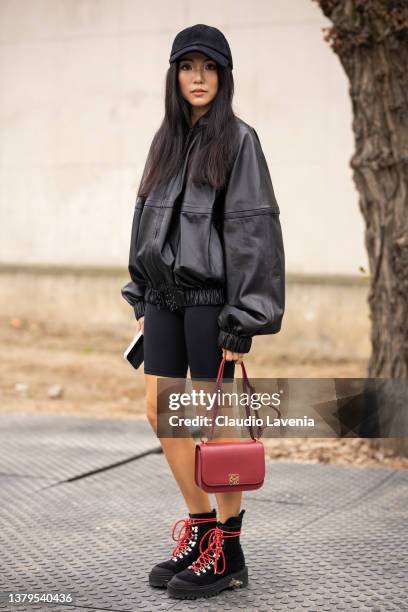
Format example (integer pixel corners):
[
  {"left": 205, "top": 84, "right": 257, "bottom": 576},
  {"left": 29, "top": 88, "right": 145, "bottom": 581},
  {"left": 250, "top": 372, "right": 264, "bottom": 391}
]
[{"left": 0, "top": 413, "right": 406, "bottom": 612}]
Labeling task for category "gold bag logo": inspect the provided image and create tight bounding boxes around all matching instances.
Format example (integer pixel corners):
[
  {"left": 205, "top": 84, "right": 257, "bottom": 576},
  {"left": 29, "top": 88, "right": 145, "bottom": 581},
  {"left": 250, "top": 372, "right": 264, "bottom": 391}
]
[{"left": 228, "top": 473, "right": 240, "bottom": 485}]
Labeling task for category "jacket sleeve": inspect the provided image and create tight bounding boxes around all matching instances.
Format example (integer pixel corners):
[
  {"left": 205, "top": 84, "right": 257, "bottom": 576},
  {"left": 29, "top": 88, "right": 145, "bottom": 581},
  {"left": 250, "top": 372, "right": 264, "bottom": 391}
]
[
  {"left": 121, "top": 195, "right": 147, "bottom": 321},
  {"left": 217, "top": 127, "right": 285, "bottom": 354}
]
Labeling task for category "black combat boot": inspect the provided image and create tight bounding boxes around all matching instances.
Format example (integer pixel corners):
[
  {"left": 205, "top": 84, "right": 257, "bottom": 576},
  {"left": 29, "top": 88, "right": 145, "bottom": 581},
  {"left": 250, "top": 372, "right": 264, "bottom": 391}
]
[
  {"left": 149, "top": 509, "right": 217, "bottom": 587},
  {"left": 166, "top": 509, "right": 248, "bottom": 599}
]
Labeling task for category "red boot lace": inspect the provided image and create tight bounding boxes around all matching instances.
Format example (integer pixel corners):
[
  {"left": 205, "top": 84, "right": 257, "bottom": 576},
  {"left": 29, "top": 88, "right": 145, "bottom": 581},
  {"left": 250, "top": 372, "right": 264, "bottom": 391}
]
[
  {"left": 190, "top": 526, "right": 241, "bottom": 575},
  {"left": 171, "top": 516, "right": 216, "bottom": 558}
]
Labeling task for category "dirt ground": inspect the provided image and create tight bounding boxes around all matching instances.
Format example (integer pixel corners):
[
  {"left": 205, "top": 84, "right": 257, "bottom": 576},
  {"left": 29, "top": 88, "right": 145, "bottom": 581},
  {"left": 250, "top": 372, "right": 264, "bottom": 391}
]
[{"left": 1, "top": 315, "right": 407, "bottom": 470}]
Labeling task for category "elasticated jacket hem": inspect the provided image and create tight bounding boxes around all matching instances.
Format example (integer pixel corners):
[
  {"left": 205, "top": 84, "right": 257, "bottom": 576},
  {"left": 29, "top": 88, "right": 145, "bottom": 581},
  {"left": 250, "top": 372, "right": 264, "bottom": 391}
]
[
  {"left": 144, "top": 284, "right": 226, "bottom": 311},
  {"left": 217, "top": 329, "right": 252, "bottom": 354},
  {"left": 133, "top": 299, "right": 146, "bottom": 320}
]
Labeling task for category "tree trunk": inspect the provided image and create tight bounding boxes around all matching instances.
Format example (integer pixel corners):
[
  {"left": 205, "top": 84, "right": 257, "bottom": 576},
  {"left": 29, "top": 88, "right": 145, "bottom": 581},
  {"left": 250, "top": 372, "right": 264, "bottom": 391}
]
[{"left": 315, "top": 0, "right": 408, "bottom": 454}]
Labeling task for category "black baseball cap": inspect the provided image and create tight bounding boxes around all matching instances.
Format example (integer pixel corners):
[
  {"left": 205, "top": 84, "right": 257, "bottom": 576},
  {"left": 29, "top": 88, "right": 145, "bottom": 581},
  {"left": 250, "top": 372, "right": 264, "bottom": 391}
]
[{"left": 169, "top": 24, "right": 233, "bottom": 69}]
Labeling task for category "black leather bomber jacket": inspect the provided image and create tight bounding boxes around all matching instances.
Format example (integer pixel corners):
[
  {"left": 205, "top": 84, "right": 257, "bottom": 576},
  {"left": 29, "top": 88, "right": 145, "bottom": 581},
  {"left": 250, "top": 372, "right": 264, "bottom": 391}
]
[{"left": 121, "top": 114, "right": 285, "bottom": 354}]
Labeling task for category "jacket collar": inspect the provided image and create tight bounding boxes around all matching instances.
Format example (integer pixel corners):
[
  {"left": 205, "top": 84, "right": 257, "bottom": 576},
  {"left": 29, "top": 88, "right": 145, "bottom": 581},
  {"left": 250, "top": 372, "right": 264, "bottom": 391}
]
[{"left": 190, "top": 112, "right": 210, "bottom": 131}]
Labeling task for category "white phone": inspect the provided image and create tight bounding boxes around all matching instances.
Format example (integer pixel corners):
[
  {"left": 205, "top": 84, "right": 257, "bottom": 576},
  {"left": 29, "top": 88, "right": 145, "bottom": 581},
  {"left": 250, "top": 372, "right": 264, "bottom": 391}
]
[{"left": 123, "top": 329, "right": 144, "bottom": 370}]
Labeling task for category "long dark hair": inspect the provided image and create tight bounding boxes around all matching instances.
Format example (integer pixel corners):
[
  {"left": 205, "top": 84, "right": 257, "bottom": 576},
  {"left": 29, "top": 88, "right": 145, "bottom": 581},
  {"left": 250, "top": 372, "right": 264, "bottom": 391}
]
[{"left": 137, "top": 61, "right": 240, "bottom": 197}]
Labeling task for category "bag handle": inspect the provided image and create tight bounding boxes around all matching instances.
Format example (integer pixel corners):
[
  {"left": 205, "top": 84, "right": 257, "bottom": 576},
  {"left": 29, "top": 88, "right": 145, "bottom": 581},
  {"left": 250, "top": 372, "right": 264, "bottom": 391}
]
[{"left": 200, "top": 356, "right": 281, "bottom": 443}]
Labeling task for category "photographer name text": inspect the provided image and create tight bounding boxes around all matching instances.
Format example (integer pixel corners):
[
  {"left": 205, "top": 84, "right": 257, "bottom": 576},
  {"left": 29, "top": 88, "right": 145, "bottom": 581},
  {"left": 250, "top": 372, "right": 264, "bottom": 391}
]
[{"left": 168, "top": 415, "right": 314, "bottom": 427}]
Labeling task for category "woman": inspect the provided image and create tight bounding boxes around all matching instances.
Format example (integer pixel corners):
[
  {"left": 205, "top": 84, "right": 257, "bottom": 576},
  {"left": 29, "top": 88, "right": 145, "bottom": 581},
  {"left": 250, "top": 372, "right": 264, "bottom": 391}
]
[{"left": 121, "top": 24, "right": 285, "bottom": 600}]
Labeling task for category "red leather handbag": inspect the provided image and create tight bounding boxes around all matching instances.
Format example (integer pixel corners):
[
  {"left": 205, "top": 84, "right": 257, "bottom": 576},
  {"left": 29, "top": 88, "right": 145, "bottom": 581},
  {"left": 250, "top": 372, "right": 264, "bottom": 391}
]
[{"left": 194, "top": 356, "right": 280, "bottom": 493}]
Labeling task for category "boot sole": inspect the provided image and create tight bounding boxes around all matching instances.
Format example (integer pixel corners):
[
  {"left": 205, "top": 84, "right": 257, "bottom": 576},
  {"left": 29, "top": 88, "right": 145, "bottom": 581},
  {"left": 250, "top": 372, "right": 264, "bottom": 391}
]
[{"left": 166, "top": 566, "right": 248, "bottom": 599}]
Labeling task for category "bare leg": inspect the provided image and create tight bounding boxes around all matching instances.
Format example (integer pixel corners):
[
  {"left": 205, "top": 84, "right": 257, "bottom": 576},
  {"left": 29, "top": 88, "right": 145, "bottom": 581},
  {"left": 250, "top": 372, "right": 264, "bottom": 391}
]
[
  {"left": 145, "top": 373, "right": 212, "bottom": 514},
  {"left": 215, "top": 489, "right": 242, "bottom": 524}
]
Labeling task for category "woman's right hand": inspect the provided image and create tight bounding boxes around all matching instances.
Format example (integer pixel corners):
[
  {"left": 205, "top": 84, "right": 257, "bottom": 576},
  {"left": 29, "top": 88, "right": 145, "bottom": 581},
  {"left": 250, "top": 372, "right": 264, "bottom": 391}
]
[{"left": 137, "top": 316, "right": 145, "bottom": 334}]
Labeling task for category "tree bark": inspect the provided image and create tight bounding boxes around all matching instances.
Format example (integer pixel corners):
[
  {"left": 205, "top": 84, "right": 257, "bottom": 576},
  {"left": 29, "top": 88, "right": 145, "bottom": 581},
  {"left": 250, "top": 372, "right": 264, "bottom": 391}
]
[
  {"left": 315, "top": 0, "right": 408, "bottom": 454},
  {"left": 316, "top": 0, "right": 408, "bottom": 377}
]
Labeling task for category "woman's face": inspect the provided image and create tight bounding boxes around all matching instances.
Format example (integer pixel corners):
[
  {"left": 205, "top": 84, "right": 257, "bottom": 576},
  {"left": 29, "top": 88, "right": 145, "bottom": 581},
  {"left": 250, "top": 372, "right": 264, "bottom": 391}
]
[{"left": 178, "top": 51, "right": 218, "bottom": 112}]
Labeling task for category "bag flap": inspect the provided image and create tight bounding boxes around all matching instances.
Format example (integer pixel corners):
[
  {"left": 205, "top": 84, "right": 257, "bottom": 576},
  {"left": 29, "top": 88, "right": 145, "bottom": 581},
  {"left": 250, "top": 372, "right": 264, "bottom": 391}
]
[{"left": 198, "top": 441, "right": 265, "bottom": 486}]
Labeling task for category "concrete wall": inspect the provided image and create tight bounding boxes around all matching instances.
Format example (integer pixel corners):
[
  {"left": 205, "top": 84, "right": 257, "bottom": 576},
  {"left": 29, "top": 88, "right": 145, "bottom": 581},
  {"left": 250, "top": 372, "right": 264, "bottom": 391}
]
[{"left": 0, "top": 0, "right": 368, "bottom": 276}]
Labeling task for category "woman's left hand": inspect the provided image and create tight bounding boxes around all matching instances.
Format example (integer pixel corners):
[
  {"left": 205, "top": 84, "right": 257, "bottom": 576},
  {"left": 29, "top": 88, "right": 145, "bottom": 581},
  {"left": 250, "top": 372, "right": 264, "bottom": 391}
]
[{"left": 222, "top": 348, "right": 244, "bottom": 364}]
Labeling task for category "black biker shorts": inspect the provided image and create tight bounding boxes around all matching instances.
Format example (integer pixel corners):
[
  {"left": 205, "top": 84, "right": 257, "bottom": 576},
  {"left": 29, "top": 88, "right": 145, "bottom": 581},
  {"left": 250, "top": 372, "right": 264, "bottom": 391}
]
[{"left": 143, "top": 302, "right": 235, "bottom": 380}]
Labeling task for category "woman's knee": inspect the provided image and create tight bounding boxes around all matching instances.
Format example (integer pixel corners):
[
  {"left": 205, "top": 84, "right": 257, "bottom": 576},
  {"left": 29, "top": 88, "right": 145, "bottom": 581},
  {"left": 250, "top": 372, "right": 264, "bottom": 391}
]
[{"left": 146, "top": 397, "right": 157, "bottom": 431}]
